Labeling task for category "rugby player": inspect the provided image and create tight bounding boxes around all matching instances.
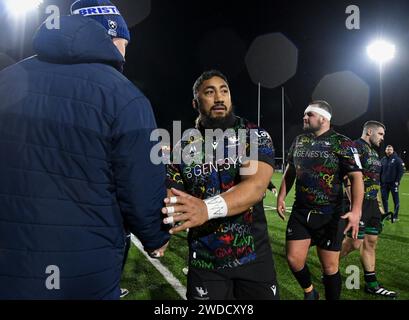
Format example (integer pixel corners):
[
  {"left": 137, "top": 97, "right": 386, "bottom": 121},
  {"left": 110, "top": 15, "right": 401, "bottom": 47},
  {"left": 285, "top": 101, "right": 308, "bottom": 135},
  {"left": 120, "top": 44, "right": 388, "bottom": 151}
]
[
  {"left": 340, "top": 121, "right": 397, "bottom": 298},
  {"left": 277, "top": 100, "right": 364, "bottom": 300},
  {"left": 164, "top": 70, "right": 280, "bottom": 300}
]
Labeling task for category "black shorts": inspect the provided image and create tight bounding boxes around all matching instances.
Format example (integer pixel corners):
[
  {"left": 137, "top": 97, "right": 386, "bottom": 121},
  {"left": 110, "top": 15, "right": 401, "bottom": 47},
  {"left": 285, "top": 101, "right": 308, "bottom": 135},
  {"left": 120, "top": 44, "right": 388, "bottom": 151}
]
[
  {"left": 286, "top": 209, "right": 346, "bottom": 251},
  {"left": 186, "top": 257, "right": 279, "bottom": 300},
  {"left": 347, "top": 199, "right": 382, "bottom": 239}
]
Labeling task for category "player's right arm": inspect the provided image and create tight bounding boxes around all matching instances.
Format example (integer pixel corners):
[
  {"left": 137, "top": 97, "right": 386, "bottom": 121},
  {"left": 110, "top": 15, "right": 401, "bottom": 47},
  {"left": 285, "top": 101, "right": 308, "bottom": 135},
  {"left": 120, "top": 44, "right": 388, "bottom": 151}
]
[
  {"left": 339, "top": 139, "right": 364, "bottom": 240},
  {"left": 342, "top": 171, "right": 364, "bottom": 239}
]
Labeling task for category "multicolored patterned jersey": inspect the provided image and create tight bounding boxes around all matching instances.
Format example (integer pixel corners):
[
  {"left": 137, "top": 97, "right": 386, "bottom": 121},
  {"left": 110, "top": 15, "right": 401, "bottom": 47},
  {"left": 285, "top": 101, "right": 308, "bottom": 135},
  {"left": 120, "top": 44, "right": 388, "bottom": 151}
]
[
  {"left": 287, "top": 129, "right": 362, "bottom": 213},
  {"left": 166, "top": 117, "right": 274, "bottom": 270},
  {"left": 354, "top": 138, "right": 381, "bottom": 200}
]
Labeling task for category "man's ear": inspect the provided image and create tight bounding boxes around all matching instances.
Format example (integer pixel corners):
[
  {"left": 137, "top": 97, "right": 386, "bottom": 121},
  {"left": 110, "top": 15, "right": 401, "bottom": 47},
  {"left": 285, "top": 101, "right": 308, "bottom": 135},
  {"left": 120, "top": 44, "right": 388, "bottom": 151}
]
[
  {"left": 367, "top": 128, "right": 372, "bottom": 136},
  {"left": 192, "top": 98, "right": 198, "bottom": 110},
  {"left": 320, "top": 116, "right": 326, "bottom": 125}
]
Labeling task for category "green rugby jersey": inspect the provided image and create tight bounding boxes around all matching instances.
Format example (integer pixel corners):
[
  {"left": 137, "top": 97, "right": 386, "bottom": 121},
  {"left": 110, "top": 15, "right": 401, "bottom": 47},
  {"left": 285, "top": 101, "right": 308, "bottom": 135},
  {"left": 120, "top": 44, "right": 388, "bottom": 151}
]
[
  {"left": 287, "top": 129, "right": 362, "bottom": 213},
  {"left": 354, "top": 138, "right": 381, "bottom": 200}
]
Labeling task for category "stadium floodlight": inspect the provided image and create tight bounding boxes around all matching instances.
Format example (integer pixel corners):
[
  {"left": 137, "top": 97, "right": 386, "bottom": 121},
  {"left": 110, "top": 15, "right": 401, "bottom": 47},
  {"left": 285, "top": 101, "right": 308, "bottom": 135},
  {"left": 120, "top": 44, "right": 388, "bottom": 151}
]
[
  {"left": 367, "top": 40, "right": 395, "bottom": 65},
  {"left": 366, "top": 39, "right": 396, "bottom": 123},
  {"left": 5, "top": 0, "right": 43, "bottom": 16}
]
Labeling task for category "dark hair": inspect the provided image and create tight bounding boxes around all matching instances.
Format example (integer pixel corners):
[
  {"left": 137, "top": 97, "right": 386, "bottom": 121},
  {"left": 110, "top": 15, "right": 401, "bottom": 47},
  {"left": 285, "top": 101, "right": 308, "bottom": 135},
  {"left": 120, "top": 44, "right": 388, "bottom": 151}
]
[
  {"left": 192, "top": 70, "right": 229, "bottom": 98},
  {"left": 386, "top": 145, "right": 393, "bottom": 148},
  {"left": 309, "top": 100, "right": 333, "bottom": 116},
  {"left": 363, "top": 120, "right": 386, "bottom": 133}
]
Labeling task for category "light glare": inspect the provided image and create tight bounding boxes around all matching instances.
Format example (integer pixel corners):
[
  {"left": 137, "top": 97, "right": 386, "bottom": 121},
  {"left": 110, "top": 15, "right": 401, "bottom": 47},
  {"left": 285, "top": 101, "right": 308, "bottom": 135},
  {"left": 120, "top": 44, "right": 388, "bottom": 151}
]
[
  {"left": 367, "top": 40, "right": 396, "bottom": 64},
  {"left": 5, "top": 0, "right": 43, "bottom": 16}
]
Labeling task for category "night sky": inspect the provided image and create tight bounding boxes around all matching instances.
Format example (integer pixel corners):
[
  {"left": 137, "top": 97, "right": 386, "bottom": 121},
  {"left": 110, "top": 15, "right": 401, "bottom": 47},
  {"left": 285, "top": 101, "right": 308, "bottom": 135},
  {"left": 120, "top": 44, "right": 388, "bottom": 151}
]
[{"left": 1, "top": 0, "right": 408, "bottom": 165}]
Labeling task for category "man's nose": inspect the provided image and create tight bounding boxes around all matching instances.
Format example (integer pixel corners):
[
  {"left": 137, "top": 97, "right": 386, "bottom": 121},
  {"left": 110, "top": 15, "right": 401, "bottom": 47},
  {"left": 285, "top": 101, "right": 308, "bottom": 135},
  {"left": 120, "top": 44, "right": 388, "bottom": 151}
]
[{"left": 214, "top": 94, "right": 223, "bottom": 104}]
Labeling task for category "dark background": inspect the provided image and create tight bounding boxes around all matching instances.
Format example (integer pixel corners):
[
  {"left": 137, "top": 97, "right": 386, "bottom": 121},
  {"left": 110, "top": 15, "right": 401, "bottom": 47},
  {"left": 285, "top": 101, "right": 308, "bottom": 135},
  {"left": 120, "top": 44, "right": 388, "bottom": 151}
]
[{"left": 1, "top": 0, "right": 408, "bottom": 166}]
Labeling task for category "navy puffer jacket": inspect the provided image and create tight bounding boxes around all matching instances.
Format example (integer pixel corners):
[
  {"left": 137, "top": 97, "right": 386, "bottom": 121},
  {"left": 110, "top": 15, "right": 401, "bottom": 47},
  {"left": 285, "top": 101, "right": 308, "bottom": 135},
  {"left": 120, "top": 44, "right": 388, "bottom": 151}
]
[{"left": 0, "top": 15, "right": 169, "bottom": 299}]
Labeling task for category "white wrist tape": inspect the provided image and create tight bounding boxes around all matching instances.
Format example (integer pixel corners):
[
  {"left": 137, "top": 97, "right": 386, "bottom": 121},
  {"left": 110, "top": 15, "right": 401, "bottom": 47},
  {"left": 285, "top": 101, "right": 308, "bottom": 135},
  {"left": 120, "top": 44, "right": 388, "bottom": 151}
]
[
  {"left": 204, "top": 195, "right": 228, "bottom": 220},
  {"left": 304, "top": 106, "right": 332, "bottom": 121}
]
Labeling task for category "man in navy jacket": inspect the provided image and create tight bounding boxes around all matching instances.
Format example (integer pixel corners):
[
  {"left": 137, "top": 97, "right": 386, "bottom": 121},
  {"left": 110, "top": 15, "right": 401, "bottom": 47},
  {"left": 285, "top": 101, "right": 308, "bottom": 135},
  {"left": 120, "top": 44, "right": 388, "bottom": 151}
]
[
  {"left": 381, "top": 145, "right": 404, "bottom": 222},
  {"left": 0, "top": 0, "right": 169, "bottom": 299}
]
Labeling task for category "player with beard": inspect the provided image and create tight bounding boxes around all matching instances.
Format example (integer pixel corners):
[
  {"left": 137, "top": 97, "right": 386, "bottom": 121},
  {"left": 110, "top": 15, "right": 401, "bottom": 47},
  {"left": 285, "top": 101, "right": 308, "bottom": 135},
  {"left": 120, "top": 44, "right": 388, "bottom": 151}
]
[
  {"left": 340, "top": 121, "right": 397, "bottom": 298},
  {"left": 277, "top": 101, "right": 364, "bottom": 300},
  {"left": 164, "top": 70, "right": 279, "bottom": 300}
]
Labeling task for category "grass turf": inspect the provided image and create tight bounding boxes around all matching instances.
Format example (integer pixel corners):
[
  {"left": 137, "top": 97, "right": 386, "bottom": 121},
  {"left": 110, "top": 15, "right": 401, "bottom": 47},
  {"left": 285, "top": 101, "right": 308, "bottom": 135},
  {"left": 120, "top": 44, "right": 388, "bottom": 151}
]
[{"left": 121, "top": 173, "right": 409, "bottom": 300}]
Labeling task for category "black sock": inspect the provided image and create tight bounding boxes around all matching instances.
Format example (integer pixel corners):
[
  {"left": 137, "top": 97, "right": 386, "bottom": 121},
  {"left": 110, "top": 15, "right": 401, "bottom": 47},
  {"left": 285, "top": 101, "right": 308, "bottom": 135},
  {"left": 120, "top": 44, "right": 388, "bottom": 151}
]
[
  {"left": 322, "top": 271, "right": 342, "bottom": 300},
  {"left": 364, "top": 270, "right": 378, "bottom": 288},
  {"left": 291, "top": 265, "right": 312, "bottom": 290}
]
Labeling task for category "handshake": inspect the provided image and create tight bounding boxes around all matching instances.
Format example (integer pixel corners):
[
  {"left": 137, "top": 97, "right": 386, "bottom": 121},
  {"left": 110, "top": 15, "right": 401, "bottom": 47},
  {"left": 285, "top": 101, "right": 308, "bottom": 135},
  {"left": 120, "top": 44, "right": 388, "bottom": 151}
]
[
  {"left": 147, "top": 241, "right": 169, "bottom": 259},
  {"left": 146, "top": 187, "right": 209, "bottom": 258}
]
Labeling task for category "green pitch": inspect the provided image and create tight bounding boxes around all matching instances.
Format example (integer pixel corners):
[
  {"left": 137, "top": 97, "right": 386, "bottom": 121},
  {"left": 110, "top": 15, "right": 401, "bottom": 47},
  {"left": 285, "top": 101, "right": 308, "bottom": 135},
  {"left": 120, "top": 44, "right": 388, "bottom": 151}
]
[{"left": 121, "top": 173, "right": 409, "bottom": 300}]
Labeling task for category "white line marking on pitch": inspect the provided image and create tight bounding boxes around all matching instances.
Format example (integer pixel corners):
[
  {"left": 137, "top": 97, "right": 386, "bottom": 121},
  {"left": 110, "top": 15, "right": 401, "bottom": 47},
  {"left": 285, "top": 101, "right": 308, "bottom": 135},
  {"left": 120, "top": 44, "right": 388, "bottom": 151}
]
[
  {"left": 131, "top": 235, "right": 187, "bottom": 300},
  {"left": 264, "top": 205, "right": 292, "bottom": 212}
]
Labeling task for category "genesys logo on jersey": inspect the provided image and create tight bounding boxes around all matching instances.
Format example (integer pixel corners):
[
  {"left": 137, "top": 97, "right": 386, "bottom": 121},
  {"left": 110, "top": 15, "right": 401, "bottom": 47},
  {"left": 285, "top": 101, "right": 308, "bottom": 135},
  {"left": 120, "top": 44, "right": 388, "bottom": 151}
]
[
  {"left": 184, "top": 156, "right": 244, "bottom": 179},
  {"left": 150, "top": 121, "right": 263, "bottom": 175}
]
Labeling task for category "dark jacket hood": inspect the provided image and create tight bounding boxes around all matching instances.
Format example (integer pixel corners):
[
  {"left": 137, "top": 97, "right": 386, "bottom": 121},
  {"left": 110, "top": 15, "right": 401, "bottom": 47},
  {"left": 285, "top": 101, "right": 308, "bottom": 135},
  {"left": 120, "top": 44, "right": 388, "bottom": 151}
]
[{"left": 33, "top": 15, "right": 125, "bottom": 71}]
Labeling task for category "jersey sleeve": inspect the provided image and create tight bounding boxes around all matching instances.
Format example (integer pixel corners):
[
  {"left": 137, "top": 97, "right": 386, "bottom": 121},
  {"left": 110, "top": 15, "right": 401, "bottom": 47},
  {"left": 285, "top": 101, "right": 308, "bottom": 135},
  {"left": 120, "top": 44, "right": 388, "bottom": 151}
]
[
  {"left": 250, "top": 128, "right": 275, "bottom": 168},
  {"left": 338, "top": 138, "right": 363, "bottom": 176}
]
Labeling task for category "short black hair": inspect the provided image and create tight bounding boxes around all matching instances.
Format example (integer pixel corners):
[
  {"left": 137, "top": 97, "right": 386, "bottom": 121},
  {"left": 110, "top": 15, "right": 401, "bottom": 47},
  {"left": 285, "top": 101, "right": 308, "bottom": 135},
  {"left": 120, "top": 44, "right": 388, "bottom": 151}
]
[
  {"left": 309, "top": 100, "right": 333, "bottom": 116},
  {"left": 192, "top": 70, "right": 229, "bottom": 98},
  {"left": 363, "top": 120, "right": 386, "bottom": 133}
]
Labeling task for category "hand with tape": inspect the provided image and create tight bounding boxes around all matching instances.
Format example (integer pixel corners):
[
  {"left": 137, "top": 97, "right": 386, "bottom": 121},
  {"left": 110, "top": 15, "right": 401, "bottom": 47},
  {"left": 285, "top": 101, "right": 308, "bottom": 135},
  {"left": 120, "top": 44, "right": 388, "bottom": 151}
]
[{"left": 162, "top": 188, "right": 228, "bottom": 234}]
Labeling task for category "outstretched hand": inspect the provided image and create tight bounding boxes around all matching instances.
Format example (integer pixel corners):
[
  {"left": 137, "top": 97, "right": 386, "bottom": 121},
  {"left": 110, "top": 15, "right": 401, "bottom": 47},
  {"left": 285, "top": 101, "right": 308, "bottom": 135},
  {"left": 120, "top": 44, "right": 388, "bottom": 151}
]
[{"left": 162, "top": 188, "right": 209, "bottom": 234}]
